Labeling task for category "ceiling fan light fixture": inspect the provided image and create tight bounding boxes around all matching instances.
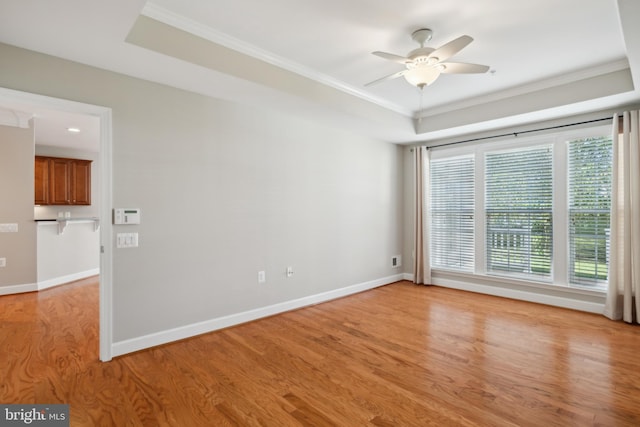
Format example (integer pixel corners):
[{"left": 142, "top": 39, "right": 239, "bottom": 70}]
[
  {"left": 403, "top": 67, "right": 441, "bottom": 88},
  {"left": 366, "top": 28, "right": 489, "bottom": 89}
]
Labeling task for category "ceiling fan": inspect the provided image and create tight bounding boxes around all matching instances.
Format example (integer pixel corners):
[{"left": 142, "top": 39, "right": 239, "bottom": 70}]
[{"left": 365, "top": 28, "right": 490, "bottom": 89}]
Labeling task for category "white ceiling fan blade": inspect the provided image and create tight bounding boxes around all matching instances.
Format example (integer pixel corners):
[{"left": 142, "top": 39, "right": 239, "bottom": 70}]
[
  {"left": 440, "top": 62, "right": 490, "bottom": 74},
  {"left": 364, "top": 69, "right": 408, "bottom": 87},
  {"left": 428, "top": 35, "right": 473, "bottom": 62},
  {"left": 372, "top": 51, "right": 411, "bottom": 64}
]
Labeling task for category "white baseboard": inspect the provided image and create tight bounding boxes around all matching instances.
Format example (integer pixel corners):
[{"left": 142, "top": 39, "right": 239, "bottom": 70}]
[
  {"left": 434, "top": 277, "right": 605, "bottom": 314},
  {"left": 37, "top": 269, "right": 100, "bottom": 291},
  {"left": 393, "top": 271, "right": 603, "bottom": 313},
  {"left": 0, "top": 282, "right": 38, "bottom": 295},
  {"left": 0, "top": 269, "right": 100, "bottom": 296},
  {"left": 112, "top": 274, "right": 404, "bottom": 357}
]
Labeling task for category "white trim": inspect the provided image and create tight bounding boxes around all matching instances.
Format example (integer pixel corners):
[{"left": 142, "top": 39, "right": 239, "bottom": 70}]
[
  {"left": 0, "top": 87, "right": 113, "bottom": 362},
  {"left": 0, "top": 87, "right": 110, "bottom": 117},
  {"left": 111, "top": 274, "right": 404, "bottom": 357},
  {"left": 0, "top": 283, "right": 37, "bottom": 296},
  {"left": 434, "top": 276, "right": 605, "bottom": 314},
  {"left": 37, "top": 269, "right": 99, "bottom": 291},
  {"left": 140, "top": 3, "right": 412, "bottom": 118},
  {"left": 0, "top": 269, "right": 99, "bottom": 295},
  {"left": 0, "top": 108, "right": 33, "bottom": 128},
  {"left": 420, "top": 59, "right": 630, "bottom": 118},
  {"left": 98, "top": 108, "right": 113, "bottom": 362},
  {"left": 403, "top": 269, "right": 605, "bottom": 311}
]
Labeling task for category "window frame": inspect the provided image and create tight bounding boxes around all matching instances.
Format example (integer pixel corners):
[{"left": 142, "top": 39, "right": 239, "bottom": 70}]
[{"left": 427, "top": 124, "right": 611, "bottom": 292}]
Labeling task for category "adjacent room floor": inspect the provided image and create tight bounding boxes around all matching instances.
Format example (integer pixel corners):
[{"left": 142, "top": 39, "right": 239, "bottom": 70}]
[{"left": 1, "top": 278, "right": 638, "bottom": 426}]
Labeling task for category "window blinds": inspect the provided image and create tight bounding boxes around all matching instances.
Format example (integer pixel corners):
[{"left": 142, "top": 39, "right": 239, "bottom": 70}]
[
  {"left": 430, "top": 156, "right": 475, "bottom": 271},
  {"left": 568, "top": 137, "right": 612, "bottom": 288},
  {"left": 485, "top": 146, "right": 553, "bottom": 278}
]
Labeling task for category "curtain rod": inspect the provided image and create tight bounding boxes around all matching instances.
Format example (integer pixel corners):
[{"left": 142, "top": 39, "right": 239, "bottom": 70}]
[{"left": 420, "top": 116, "right": 612, "bottom": 150}]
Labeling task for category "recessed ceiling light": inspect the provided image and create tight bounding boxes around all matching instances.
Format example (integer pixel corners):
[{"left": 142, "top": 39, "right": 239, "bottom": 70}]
[{"left": 67, "top": 127, "right": 81, "bottom": 133}]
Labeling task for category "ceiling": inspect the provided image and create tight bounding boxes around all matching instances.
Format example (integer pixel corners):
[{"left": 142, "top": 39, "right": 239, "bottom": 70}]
[
  {"left": 0, "top": 102, "right": 100, "bottom": 152},
  {"left": 0, "top": 0, "right": 639, "bottom": 145}
]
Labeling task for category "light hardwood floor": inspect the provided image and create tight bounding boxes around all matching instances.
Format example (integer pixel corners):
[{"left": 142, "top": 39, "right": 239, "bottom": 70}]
[{"left": 1, "top": 277, "right": 639, "bottom": 426}]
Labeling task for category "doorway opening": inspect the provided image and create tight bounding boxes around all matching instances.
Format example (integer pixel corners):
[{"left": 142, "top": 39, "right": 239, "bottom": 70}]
[{"left": 0, "top": 87, "right": 113, "bottom": 361}]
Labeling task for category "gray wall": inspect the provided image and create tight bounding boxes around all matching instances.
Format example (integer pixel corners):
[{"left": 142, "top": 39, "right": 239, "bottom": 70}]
[
  {"left": 0, "top": 43, "right": 404, "bottom": 344},
  {"left": 0, "top": 123, "right": 36, "bottom": 286}
]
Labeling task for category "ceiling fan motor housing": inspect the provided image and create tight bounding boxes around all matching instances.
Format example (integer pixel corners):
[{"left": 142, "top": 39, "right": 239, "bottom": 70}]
[
  {"left": 407, "top": 47, "right": 437, "bottom": 67},
  {"left": 411, "top": 28, "right": 433, "bottom": 46}
]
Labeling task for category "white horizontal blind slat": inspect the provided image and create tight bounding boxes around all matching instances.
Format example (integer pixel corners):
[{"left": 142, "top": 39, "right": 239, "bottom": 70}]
[
  {"left": 568, "top": 136, "right": 612, "bottom": 289},
  {"left": 430, "top": 156, "right": 475, "bottom": 271},
  {"left": 485, "top": 146, "right": 553, "bottom": 279}
]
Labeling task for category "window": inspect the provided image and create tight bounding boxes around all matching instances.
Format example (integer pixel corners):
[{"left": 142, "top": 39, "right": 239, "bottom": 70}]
[
  {"left": 485, "top": 146, "right": 553, "bottom": 279},
  {"left": 428, "top": 126, "right": 612, "bottom": 292},
  {"left": 430, "top": 156, "right": 474, "bottom": 271},
  {"left": 568, "top": 137, "right": 612, "bottom": 289}
]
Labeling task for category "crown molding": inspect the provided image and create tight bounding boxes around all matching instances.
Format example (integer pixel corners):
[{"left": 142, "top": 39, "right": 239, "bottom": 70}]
[
  {"left": 141, "top": 3, "right": 413, "bottom": 117},
  {"left": 418, "top": 58, "right": 631, "bottom": 119},
  {"left": 0, "top": 107, "right": 32, "bottom": 128}
]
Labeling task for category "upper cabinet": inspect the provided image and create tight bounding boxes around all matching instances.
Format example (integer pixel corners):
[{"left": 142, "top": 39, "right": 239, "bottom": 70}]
[
  {"left": 35, "top": 156, "right": 92, "bottom": 205},
  {"left": 34, "top": 156, "right": 50, "bottom": 205},
  {"left": 71, "top": 159, "right": 91, "bottom": 205}
]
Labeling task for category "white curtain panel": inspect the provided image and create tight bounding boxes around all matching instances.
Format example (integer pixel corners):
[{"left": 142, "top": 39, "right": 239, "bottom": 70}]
[
  {"left": 413, "top": 147, "right": 431, "bottom": 285},
  {"left": 604, "top": 111, "right": 640, "bottom": 323}
]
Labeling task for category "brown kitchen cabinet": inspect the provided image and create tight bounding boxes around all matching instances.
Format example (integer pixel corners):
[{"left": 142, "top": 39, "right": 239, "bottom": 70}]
[
  {"left": 34, "top": 156, "right": 50, "bottom": 205},
  {"left": 35, "top": 156, "right": 92, "bottom": 205},
  {"left": 71, "top": 159, "right": 91, "bottom": 205}
]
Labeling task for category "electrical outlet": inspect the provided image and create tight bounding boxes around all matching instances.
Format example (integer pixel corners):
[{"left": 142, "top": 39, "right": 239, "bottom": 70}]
[
  {"left": 286, "top": 266, "right": 294, "bottom": 277},
  {"left": 391, "top": 255, "right": 402, "bottom": 268},
  {"left": 258, "top": 271, "right": 266, "bottom": 283},
  {"left": 0, "top": 258, "right": 6, "bottom": 268}
]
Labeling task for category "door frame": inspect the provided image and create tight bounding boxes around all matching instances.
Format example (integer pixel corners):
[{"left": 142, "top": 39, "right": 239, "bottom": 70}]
[{"left": 0, "top": 87, "right": 113, "bottom": 361}]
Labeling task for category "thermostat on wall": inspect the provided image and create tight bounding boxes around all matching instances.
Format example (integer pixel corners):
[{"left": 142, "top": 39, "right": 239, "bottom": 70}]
[{"left": 113, "top": 208, "right": 141, "bottom": 224}]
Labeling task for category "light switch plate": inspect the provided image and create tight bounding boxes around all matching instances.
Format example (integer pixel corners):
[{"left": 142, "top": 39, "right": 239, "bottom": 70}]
[
  {"left": 117, "top": 232, "right": 139, "bottom": 248},
  {"left": 0, "top": 223, "right": 18, "bottom": 233}
]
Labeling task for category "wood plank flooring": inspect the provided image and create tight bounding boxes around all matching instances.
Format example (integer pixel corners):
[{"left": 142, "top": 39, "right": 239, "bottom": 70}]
[{"left": 1, "top": 278, "right": 639, "bottom": 426}]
